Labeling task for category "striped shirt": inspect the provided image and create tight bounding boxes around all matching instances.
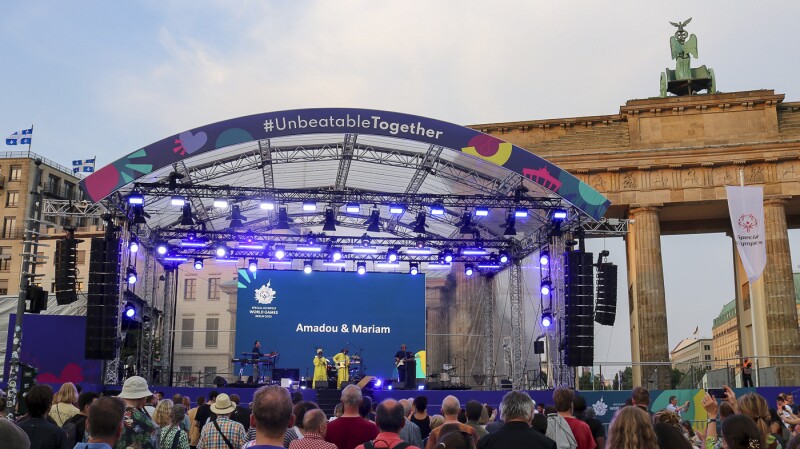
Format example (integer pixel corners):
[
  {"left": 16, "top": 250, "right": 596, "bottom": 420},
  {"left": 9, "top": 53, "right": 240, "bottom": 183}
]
[{"left": 197, "top": 416, "right": 246, "bottom": 449}]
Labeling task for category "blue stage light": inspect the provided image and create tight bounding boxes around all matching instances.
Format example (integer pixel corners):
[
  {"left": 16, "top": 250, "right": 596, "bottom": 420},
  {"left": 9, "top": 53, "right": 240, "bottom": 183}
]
[{"left": 541, "top": 312, "right": 553, "bottom": 328}]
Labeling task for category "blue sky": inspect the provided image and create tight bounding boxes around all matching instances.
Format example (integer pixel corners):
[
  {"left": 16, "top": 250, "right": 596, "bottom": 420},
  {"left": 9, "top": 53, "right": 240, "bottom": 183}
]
[{"left": 2, "top": 1, "right": 799, "bottom": 364}]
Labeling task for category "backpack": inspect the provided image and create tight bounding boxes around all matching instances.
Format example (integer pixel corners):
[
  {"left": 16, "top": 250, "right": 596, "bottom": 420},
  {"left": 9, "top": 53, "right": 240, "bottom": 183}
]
[
  {"left": 545, "top": 414, "right": 577, "bottom": 449},
  {"left": 364, "top": 441, "right": 410, "bottom": 449},
  {"left": 62, "top": 414, "right": 87, "bottom": 447}
]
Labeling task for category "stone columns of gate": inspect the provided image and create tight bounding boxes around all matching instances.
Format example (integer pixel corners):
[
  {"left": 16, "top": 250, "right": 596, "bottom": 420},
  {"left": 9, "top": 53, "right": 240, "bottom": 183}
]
[
  {"left": 762, "top": 197, "right": 800, "bottom": 385},
  {"left": 626, "top": 204, "right": 670, "bottom": 389}
]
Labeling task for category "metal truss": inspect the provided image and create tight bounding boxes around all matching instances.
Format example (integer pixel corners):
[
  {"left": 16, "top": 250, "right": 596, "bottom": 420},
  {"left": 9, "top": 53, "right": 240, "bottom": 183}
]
[
  {"left": 334, "top": 134, "right": 357, "bottom": 189},
  {"left": 174, "top": 161, "right": 214, "bottom": 231},
  {"left": 579, "top": 218, "right": 630, "bottom": 237},
  {"left": 509, "top": 260, "right": 524, "bottom": 390},
  {"left": 42, "top": 199, "right": 108, "bottom": 217},
  {"left": 137, "top": 252, "right": 156, "bottom": 384},
  {"left": 387, "top": 144, "right": 443, "bottom": 232},
  {"left": 257, "top": 139, "right": 275, "bottom": 189},
  {"left": 160, "top": 269, "right": 176, "bottom": 385},
  {"left": 482, "top": 277, "right": 496, "bottom": 389}
]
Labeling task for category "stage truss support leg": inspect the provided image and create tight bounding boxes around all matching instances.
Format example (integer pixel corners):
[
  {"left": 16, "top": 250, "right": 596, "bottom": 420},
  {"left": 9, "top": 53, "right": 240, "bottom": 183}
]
[
  {"left": 509, "top": 260, "right": 524, "bottom": 390},
  {"left": 161, "top": 268, "right": 176, "bottom": 385},
  {"left": 137, "top": 251, "right": 155, "bottom": 384},
  {"left": 482, "top": 276, "right": 496, "bottom": 389},
  {"left": 104, "top": 222, "right": 126, "bottom": 386}
]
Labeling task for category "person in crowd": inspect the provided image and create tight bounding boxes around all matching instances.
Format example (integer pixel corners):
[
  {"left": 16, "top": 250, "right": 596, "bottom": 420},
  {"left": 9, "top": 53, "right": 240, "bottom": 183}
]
[
  {"left": 786, "top": 394, "right": 799, "bottom": 416},
  {"left": 531, "top": 414, "right": 548, "bottom": 435},
  {"left": 605, "top": 405, "right": 658, "bottom": 449},
  {"left": 652, "top": 422, "right": 692, "bottom": 449},
  {"left": 173, "top": 394, "right": 184, "bottom": 408},
  {"left": 228, "top": 394, "right": 251, "bottom": 432},
  {"left": 325, "top": 385, "right": 379, "bottom": 449},
  {"left": 480, "top": 405, "right": 493, "bottom": 426},
  {"left": 0, "top": 417, "right": 31, "bottom": 449},
  {"left": 458, "top": 409, "right": 467, "bottom": 424},
  {"left": 160, "top": 404, "right": 191, "bottom": 449},
  {"left": 680, "top": 420, "right": 701, "bottom": 448},
  {"left": 536, "top": 403, "right": 545, "bottom": 415},
  {"left": 313, "top": 349, "right": 329, "bottom": 389},
  {"left": 398, "top": 399, "right": 424, "bottom": 448},
  {"left": 197, "top": 393, "right": 246, "bottom": 449},
  {"left": 74, "top": 397, "right": 126, "bottom": 449},
  {"left": 154, "top": 399, "right": 175, "bottom": 427},
  {"left": 292, "top": 392, "right": 304, "bottom": 405},
  {"left": 702, "top": 393, "right": 765, "bottom": 449},
  {"left": 251, "top": 385, "right": 295, "bottom": 448},
  {"left": 355, "top": 399, "right": 420, "bottom": 449},
  {"left": 410, "top": 396, "right": 432, "bottom": 441},
  {"left": 144, "top": 396, "right": 158, "bottom": 417},
  {"left": 17, "top": 384, "right": 70, "bottom": 449},
  {"left": 425, "top": 396, "right": 478, "bottom": 449},
  {"left": 630, "top": 387, "right": 651, "bottom": 414},
  {"left": 359, "top": 396, "right": 375, "bottom": 421},
  {"left": 289, "top": 409, "right": 336, "bottom": 449},
  {"left": 551, "top": 388, "right": 595, "bottom": 449},
  {"left": 429, "top": 415, "right": 444, "bottom": 433},
  {"left": 49, "top": 382, "right": 80, "bottom": 426},
  {"left": 62, "top": 391, "right": 100, "bottom": 445},
  {"left": 195, "top": 390, "right": 218, "bottom": 429},
  {"left": 432, "top": 430, "right": 475, "bottom": 449},
  {"left": 284, "top": 401, "right": 320, "bottom": 448},
  {"left": 188, "top": 396, "right": 205, "bottom": 449},
  {"left": 330, "top": 404, "right": 344, "bottom": 422},
  {"left": 573, "top": 395, "right": 605, "bottom": 449},
  {"left": 477, "top": 390, "right": 555, "bottom": 449},
  {"left": 180, "top": 396, "right": 192, "bottom": 432},
  {"left": 116, "top": 376, "right": 159, "bottom": 449},
  {"left": 742, "top": 358, "right": 754, "bottom": 388},
  {"left": 738, "top": 392, "right": 780, "bottom": 448},
  {"left": 666, "top": 396, "right": 690, "bottom": 419},
  {"left": 464, "top": 401, "right": 488, "bottom": 439}
]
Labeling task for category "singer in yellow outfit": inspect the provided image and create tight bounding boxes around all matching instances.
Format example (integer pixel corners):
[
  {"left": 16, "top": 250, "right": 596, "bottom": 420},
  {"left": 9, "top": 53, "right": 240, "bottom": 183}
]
[
  {"left": 312, "top": 349, "right": 329, "bottom": 388},
  {"left": 332, "top": 348, "right": 350, "bottom": 388}
]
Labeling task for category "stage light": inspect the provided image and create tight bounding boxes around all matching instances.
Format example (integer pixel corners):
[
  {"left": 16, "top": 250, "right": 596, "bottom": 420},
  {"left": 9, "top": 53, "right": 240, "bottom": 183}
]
[
  {"left": 302, "top": 201, "right": 317, "bottom": 211},
  {"left": 465, "top": 264, "right": 474, "bottom": 276},
  {"left": 128, "top": 191, "right": 144, "bottom": 205},
  {"left": 180, "top": 203, "right": 194, "bottom": 226},
  {"left": 322, "top": 261, "right": 346, "bottom": 268},
  {"left": 346, "top": 203, "right": 360, "bottom": 213},
  {"left": 194, "top": 258, "right": 204, "bottom": 270},
  {"left": 274, "top": 246, "right": 286, "bottom": 260},
  {"left": 352, "top": 247, "right": 378, "bottom": 254},
  {"left": 129, "top": 237, "right": 139, "bottom": 253},
  {"left": 124, "top": 302, "right": 136, "bottom": 318},
  {"left": 374, "top": 379, "right": 383, "bottom": 387},
  {"left": 417, "top": 384, "right": 425, "bottom": 390},
  {"left": 541, "top": 312, "right": 553, "bottom": 328},
  {"left": 180, "top": 240, "right": 206, "bottom": 248},
  {"left": 365, "top": 208, "right": 381, "bottom": 233},
  {"left": 387, "top": 385, "right": 393, "bottom": 391},
  {"left": 156, "top": 243, "right": 168, "bottom": 255},
  {"left": 389, "top": 204, "right": 405, "bottom": 214},
  {"left": 303, "top": 260, "right": 313, "bottom": 274},
  {"left": 499, "top": 252, "right": 509, "bottom": 264},
  {"left": 474, "top": 207, "right": 489, "bottom": 217},
  {"left": 296, "top": 245, "right": 322, "bottom": 252},
  {"left": 248, "top": 259, "right": 258, "bottom": 273},
  {"left": 458, "top": 212, "right": 474, "bottom": 234},
  {"left": 132, "top": 207, "right": 148, "bottom": 225},
  {"left": 503, "top": 213, "right": 517, "bottom": 236},
  {"left": 331, "top": 247, "right": 343, "bottom": 261},
  {"left": 260, "top": 199, "right": 275, "bottom": 210},
  {"left": 276, "top": 206, "right": 291, "bottom": 230},
  {"left": 126, "top": 267, "right": 137, "bottom": 284},
  {"left": 228, "top": 205, "right": 247, "bottom": 228},
  {"left": 539, "top": 251, "right": 550, "bottom": 266},
  {"left": 552, "top": 209, "right": 568, "bottom": 221},
  {"left": 171, "top": 196, "right": 186, "bottom": 206},
  {"left": 360, "top": 233, "right": 372, "bottom": 246},
  {"left": 430, "top": 204, "right": 445, "bottom": 215},
  {"left": 163, "top": 256, "right": 188, "bottom": 262},
  {"left": 322, "top": 207, "right": 338, "bottom": 232},
  {"left": 443, "top": 249, "right": 454, "bottom": 263},
  {"left": 215, "top": 243, "right": 229, "bottom": 258},
  {"left": 387, "top": 249, "right": 398, "bottom": 262},
  {"left": 462, "top": 248, "right": 488, "bottom": 256},
  {"left": 406, "top": 247, "right": 432, "bottom": 255},
  {"left": 514, "top": 207, "right": 528, "bottom": 218},
  {"left": 213, "top": 198, "right": 228, "bottom": 208},
  {"left": 411, "top": 211, "right": 427, "bottom": 234},
  {"left": 409, "top": 263, "right": 419, "bottom": 276},
  {"left": 540, "top": 280, "right": 552, "bottom": 296},
  {"left": 357, "top": 262, "right": 367, "bottom": 275}
]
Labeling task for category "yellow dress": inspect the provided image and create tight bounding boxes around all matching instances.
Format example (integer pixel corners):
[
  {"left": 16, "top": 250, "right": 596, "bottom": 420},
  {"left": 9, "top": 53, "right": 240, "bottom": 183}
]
[
  {"left": 332, "top": 352, "right": 350, "bottom": 388},
  {"left": 312, "top": 355, "right": 328, "bottom": 388}
]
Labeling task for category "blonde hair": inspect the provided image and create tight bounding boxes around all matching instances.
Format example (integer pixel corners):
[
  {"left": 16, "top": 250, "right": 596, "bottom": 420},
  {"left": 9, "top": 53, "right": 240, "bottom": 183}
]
[
  {"left": 737, "top": 393, "right": 772, "bottom": 444},
  {"left": 53, "top": 382, "right": 78, "bottom": 405},
  {"left": 153, "top": 399, "right": 174, "bottom": 427},
  {"left": 607, "top": 406, "right": 659, "bottom": 449},
  {"left": 430, "top": 414, "right": 445, "bottom": 429}
]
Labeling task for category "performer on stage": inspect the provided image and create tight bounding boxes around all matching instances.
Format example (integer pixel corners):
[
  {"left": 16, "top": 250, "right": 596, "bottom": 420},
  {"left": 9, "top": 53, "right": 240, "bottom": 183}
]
[
  {"left": 332, "top": 348, "right": 350, "bottom": 388},
  {"left": 394, "top": 344, "right": 416, "bottom": 389},
  {"left": 251, "top": 340, "right": 263, "bottom": 357},
  {"left": 251, "top": 340, "right": 263, "bottom": 381},
  {"left": 312, "top": 349, "right": 329, "bottom": 388}
]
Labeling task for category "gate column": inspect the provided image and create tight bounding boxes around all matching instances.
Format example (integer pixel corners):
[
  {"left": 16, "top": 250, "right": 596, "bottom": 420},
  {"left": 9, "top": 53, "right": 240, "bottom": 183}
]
[{"left": 627, "top": 204, "right": 670, "bottom": 389}]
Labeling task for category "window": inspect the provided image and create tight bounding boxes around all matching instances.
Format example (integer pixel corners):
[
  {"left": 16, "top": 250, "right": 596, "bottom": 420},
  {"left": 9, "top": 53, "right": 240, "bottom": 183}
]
[
  {"left": 704, "top": 355, "right": 711, "bottom": 361},
  {"left": 47, "top": 174, "right": 60, "bottom": 194},
  {"left": 181, "top": 318, "right": 194, "bottom": 348},
  {"left": 208, "top": 278, "right": 220, "bottom": 300},
  {"left": 76, "top": 250, "right": 86, "bottom": 265},
  {"left": 2, "top": 217, "right": 16, "bottom": 239},
  {"left": 205, "top": 317, "right": 219, "bottom": 348},
  {"left": 6, "top": 191, "right": 18, "bottom": 207},
  {"left": 203, "top": 367, "right": 217, "bottom": 387},
  {"left": 704, "top": 345, "right": 711, "bottom": 351},
  {"left": 184, "top": 278, "right": 196, "bottom": 300},
  {"left": 0, "top": 247, "right": 10, "bottom": 271},
  {"left": 64, "top": 182, "right": 75, "bottom": 200},
  {"left": 9, "top": 166, "right": 21, "bottom": 181},
  {"left": 0, "top": 279, "right": 7, "bottom": 295}
]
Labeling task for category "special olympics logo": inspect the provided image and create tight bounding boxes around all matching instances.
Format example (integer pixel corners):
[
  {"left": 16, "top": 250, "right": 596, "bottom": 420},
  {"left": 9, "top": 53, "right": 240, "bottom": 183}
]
[
  {"left": 738, "top": 214, "right": 758, "bottom": 233},
  {"left": 255, "top": 280, "right": 277, "bottom": 305}
]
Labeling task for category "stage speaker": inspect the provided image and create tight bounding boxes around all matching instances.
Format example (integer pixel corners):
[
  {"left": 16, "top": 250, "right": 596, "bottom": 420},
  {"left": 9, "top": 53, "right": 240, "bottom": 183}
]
[
  {"left": 594, "top": 262, "right": 618, "bottom": 326},
  {"left": 54, "top": 237, "right": 81, "bottom": 305},
  {"left": 356, "top": 376, "right": 376, "bottom": 389},
  {"left": 564, "top": 250, "right": 594, "bottom": 367},
  {"left": 273, "top": 368, "right": 300, "bottom": 381},
  {"left": 17, "top": 363, "right": 38, "bottom": 416},
  {"left": 500, "top": 379, "right": 512, "bottom": 390},
  {"left": 25, "top": 285, "right": 48, "bottom": 314},
  {"left": 533, "top": 340, "right": 545, "bottom": 354},
  {"left": 85, "top": 237, "right": 120, "bottom": 360},
  {"left": 427, "top": 381, "right": 441, "bottom": 390},
  {"left": 214, "top": 376, "right": 228, "bottom": 387},
  {"left": 315, "top": 381, "right": 330, "bottom": 389}
]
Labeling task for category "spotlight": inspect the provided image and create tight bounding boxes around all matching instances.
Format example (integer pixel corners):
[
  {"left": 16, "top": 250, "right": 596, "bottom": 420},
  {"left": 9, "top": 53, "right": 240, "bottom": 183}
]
[
  {"left": 409, "top": 263, "right": 419, "bottom": 275},
  {"left": 180, "top": 203, "right": 194, "bottom": 226},
  {"left": 411, "top": 211, "right": 427, "bottom": 234},
  {"left": 365, "top": 208, "right": 381, "bottom": 233},
  {"left": 474, "top": 207, "right": 489, "bottom": 217},
  {"left": 374, "top": 379, "right": 383, "bottom": 388},
  {"left": 552, "top": 209, "right": 568, "bottom": 220},
  {"left": 502, "top": 213, "right": 517, "bottom": 236},
  {"left": 124, "top": 302, "right": 136, "bottom": 318},
  {"left": 194, "top": 258, "right": 203, "bottom": 270},
  {"left": 274, "top": 246, "right": 285, "bottom": 260},
  {"left": 442, "top": 249, "right": 454, "bottom": 263},
  {"left": 357, "top": 262, "right": 367, "bottom": 275},
  {"left": 331, "top": 247, "right": 343, "bottom": 261},
  {"left": 167, "top": 171, "right": 184, "bottom": 190},
  {"left": 539, "top": 252, "right": 550, "bottom": 266},
  {"left": 129, "top": 237, "right": 139, "bottom": 253},
  {"left": 322, "top": 207, "right": 339, "bottom": 232},
  {"left": 465, "top": 264, "right": 474, "bottom": 276},
  {"left": 260, "top": 199, "right": 275, "bottom": 210},
  {"left": 541, "top": 311, "right": 553, "bottom": 328},
  {"left": 417, "top": 384, "right": 425, "bottom": 390},
  {"left": 171, "top": 196, "right": 186, "bottom": 206},
  {"left": 387, "top": 249, "right": 398, "bottom": 262},
  {"left": 458, "top": 211, "right": 474, "bottom": 234},
  {"left": 302, "top": 201, "right": 317, "bottom": 211},
  {"left": 540, "top": 280, "right": 552, "bottom": 296},
  {"left": 387, "top": 385, "right": 393, "bottom": 391},
  {"left": 514, "top": 207, "right": 528, "bottom": 218},
  {"left": 303, "top": 260, "right": 313, "bottom": 274},
  {"left": 213, "top": 198, "right": 228, "bottom": 208},
  {"left": 389, "top": 204, "right": 405, "bottom": 214},
  {"left": 215, "top": 243, "right": 229, "bottom": 258},
  {"left": 275, "top": 206, "right": 291, "bottom": 230},
  {"left": 126, "top": 267, "right": 137, "bottom": 284},
  {"left": 228, "top": 205, "right": 247, "bottom": 228},
  {"left": 345, "top": 203, "right": 360, "bottom": 213},
  {"left": 132, "top": 207, "right": 148, "bottom": 225},
  {"left": 360, "top": 233, "right": 372, "bottom": 247},
  {"left": 156, "top": 243, "right": 168, "bottom": 255},
  {"left": 499, "top": 252, "right": 509, "bottom": 264},
  {"left": 430, "top": 204, "right": 445, "bottom": 215},
  {"left": 248, "top": 259, "right": 258, "bottom": 273},
  {"left": 127, "top": 191, "right": 144, "bottom": 205}
]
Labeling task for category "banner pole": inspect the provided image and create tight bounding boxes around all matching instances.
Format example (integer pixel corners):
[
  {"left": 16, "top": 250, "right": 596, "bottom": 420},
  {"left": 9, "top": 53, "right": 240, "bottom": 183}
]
[{"left": 739, "top": 169, "right": 761, "bottom": 387}]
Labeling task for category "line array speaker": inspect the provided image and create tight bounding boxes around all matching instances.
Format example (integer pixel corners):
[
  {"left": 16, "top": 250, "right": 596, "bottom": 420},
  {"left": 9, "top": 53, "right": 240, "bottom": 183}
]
[
  {"left": 54, "top": 237, "right": 81, "bottom": 305},
  {"left": 564, "top": 250, "right": 594, "bottom": 367},
  {"left": 594, "top": 262, "right": 618, "bottom": 326},
  {"left": 85, "top": 237, "right": 120, "bottom": 360}
]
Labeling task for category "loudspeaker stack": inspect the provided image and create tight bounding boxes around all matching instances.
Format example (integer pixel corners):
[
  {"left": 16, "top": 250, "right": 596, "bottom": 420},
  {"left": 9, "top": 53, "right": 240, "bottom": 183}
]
[
  {"left": 564, "top": 250, "right": 594, "bottom": 367},
  {"left": 85, "top": 237, "right": 120, "bottom": 360},
  {"left": 54, "top": 237, "right": 81, "bottom": 305},
  {"left": 594, "top": 262, "right": 618, "bottom": 326}
]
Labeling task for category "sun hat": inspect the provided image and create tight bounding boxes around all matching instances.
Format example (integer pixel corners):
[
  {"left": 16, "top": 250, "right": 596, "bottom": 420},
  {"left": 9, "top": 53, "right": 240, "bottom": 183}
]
[
  {"left": 211, "top": 393, "right": 237, "bottom": 414},
  {"left": 118, "top": 376, "right": 153, "bottom": 399}
]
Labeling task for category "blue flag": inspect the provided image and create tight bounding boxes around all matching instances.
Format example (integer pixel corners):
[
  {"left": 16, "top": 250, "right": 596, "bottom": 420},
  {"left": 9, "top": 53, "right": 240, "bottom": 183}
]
[
  {"left": 72, "top": 158, "right": 96, "bottom": 174},
  {"left": 6, "top": 128, "right": 32, "bottom": 145}
]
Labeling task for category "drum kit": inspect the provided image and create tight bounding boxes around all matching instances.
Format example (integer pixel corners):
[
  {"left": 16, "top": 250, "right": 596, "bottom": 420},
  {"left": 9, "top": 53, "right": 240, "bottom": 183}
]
[{"left": 429, "top": 363, "right": 460, "bottom": 386}]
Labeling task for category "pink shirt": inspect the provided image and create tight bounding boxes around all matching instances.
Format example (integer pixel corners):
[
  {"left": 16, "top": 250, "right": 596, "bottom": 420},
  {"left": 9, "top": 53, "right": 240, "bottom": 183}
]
[{"left": 355, "top": 432, "right": 421, "bottom": 449}]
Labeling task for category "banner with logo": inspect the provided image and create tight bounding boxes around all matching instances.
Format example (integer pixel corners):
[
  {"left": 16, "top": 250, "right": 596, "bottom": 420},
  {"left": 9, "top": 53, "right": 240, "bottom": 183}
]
[
  {"left": 726, "top": 186, "right": 766, "bottom": 282},
  {"left": 235, "top": 270, "right": 425, "bottom": 382}
]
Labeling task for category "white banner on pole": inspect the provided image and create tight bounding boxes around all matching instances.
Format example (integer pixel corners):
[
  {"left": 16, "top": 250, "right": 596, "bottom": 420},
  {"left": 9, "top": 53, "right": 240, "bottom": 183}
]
[{"left": 726, "top": 186, "right": 767, "bottom": 282}]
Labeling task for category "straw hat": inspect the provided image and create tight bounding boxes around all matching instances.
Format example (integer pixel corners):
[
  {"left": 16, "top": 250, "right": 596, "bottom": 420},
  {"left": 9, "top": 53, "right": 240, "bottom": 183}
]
[
  {"left": 118, "top": 376, "right": 153, "bottom": 399},
  {"left": 211, "top": 393, "right": 237, "bottom": 415}
]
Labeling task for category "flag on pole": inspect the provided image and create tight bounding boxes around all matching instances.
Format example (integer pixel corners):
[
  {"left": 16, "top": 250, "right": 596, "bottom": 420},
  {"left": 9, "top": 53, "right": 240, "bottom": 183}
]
[
  {"left": 6, "top": 128, "right": 32, "bottom": 145},
  {"left": 726, "top": 186, "right": 767, "bottom": 282},
  {"left": 72, "top": 158, "right": 96, "bottom": 174}
]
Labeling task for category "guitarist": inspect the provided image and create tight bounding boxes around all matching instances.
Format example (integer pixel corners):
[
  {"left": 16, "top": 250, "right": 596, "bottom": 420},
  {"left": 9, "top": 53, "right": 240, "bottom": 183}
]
[
  {"left": 333, "top": 348, "right": 351, "bottom": 389},
  {"left": 394, "top": 344, "right": 416, "bottom": 389}
]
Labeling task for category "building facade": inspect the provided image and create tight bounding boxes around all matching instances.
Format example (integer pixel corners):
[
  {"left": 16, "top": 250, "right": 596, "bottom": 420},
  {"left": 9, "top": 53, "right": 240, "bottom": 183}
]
[
  {"left": 712, "top": 300, "right": 739, "bottom": 369},
  {"left": 670, "top": 337, "right": 713, "bottom": 372}
]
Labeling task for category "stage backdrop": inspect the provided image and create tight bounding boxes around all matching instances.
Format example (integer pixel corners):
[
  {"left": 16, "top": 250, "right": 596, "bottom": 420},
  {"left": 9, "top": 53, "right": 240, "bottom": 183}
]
[{"left": 235, "top": 269, "right": 426, "bottom": 382}]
